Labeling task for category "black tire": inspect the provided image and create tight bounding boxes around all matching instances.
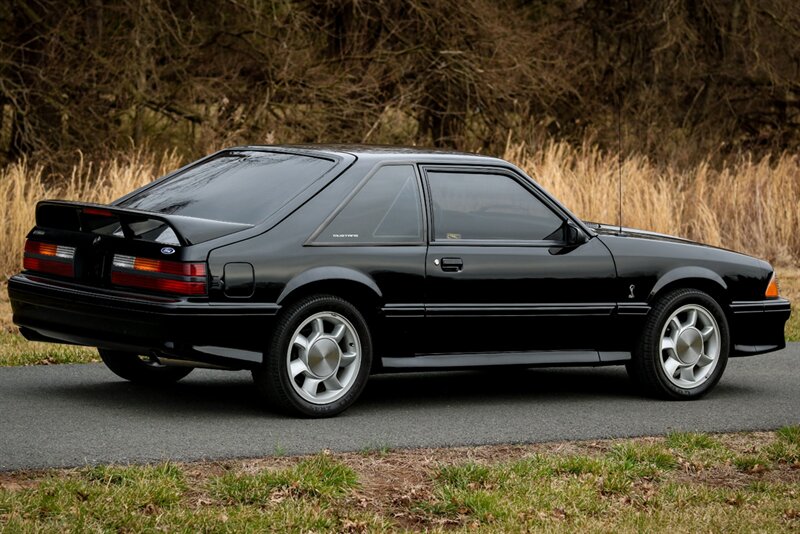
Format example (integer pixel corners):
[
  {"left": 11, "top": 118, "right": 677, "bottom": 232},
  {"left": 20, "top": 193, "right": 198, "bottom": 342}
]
[
  {"left": 98, "top": 349, "right": 193, "bottom": 384},
  {"left": 253, "top": 295, "right": 372, "bottom": 418},
  {"left": 627, "top": 288, "right": 729, "bottom": 400}
]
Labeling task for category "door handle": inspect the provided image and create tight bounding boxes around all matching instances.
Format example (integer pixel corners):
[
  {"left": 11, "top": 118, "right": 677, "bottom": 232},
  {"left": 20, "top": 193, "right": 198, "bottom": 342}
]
[{"left": 440, "top": 257, "right": 464, "bottom": 272}]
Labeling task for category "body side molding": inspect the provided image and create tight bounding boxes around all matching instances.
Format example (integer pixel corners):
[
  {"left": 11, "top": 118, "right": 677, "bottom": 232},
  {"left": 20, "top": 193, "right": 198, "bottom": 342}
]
[
  {"left": 381, "top": 350, "right": 631, "bottom": 369},
  {"left": 424, "top": 303, "right": 616, "bottom": 317}
]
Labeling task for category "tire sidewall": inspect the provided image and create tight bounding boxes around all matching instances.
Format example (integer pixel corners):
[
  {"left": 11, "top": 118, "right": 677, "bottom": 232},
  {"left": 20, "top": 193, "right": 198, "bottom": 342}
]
[
  {"left": 267, "top": 296, "right": 373, "bottom": 417},
  {"left": 645, "top": 290, "right": 730, "bottom": 399}
]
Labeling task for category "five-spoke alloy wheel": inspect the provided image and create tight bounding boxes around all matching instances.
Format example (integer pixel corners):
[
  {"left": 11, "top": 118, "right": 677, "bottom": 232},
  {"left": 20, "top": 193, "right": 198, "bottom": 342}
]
[
  {"left": 254, "top": 295, "right": 372, "bottom": 417},
  {"left": 628, "top": 288, "right": 729, "bottom": 399}
]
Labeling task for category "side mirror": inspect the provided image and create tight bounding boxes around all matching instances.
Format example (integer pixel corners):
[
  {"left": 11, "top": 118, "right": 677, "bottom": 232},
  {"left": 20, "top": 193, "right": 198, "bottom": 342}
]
[{"left": 565, "top": 221, "right": 589, "bottom": 246}]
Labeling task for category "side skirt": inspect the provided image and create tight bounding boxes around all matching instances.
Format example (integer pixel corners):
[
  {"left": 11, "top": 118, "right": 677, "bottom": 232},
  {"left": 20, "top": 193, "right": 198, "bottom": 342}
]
[{"left": 381, "top": 350, "right": 630, "bottom": 369}]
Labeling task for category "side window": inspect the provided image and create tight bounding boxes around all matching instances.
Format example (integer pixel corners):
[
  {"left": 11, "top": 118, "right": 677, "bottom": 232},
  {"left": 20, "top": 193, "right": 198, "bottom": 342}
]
[
  {"left": 316, "top": 165, "right": 423, "bottom": 244},
  {"left": 427, "top": 170, "right": 564, "bottom": 241}
]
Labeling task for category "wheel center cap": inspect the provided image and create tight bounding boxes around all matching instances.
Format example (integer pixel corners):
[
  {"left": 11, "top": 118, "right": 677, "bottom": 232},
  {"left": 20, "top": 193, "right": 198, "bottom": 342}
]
[
  {"left": 676, "top": 327, "right": 703, "bottom": 365},
  {"left": 306, "top": 338, "right": 341, "bottom": 379}
]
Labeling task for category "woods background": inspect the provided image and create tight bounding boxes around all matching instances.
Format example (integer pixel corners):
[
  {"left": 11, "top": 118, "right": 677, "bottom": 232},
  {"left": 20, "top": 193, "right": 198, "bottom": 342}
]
[
  {"left": 3, "top": 0, "right": 800, "bottom": 164},
  {"left": 1, "top": 0, "right": 799, "bottom": 275}
]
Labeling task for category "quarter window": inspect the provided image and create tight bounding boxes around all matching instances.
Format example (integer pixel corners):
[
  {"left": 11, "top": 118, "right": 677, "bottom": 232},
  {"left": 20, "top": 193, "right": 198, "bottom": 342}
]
[
  {"left": 427, "top": 171, "right": 564, "bottom": 241},
  {"left": 317, "top": 165, "right": 423, "bottom": 244}
]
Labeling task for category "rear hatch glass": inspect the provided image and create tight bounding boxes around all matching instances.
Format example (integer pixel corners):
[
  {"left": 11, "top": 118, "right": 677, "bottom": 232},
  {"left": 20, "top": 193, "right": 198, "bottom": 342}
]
[{"left": 117, "top": 150, "right": 337, "bottom": 225}]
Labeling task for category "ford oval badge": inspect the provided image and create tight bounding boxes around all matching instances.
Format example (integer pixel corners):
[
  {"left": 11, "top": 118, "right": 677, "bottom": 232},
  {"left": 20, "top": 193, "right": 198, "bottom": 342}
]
[{"left": 161, "top": 247, "right": 176, "bottom": 255}]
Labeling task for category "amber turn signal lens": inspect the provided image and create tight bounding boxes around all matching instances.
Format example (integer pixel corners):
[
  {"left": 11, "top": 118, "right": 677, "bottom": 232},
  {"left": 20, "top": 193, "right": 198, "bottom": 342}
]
[{"left": 765, "top": 273, "right": 780, "bottom": 298}]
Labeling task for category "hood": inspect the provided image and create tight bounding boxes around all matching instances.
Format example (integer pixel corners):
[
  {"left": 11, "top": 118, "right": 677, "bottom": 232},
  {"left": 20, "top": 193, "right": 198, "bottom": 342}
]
[
  {"left": 585, "top": 221, "right": 772, "bottom": 272},
  {"left": 585, "top": 221, "right": 708, "bottom": 247}
]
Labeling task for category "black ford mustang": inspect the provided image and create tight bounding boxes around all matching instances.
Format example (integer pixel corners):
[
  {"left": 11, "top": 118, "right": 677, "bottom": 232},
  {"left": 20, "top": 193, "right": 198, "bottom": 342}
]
[{"left": 8, "top": 146, "right": 791, "bottom": 417}]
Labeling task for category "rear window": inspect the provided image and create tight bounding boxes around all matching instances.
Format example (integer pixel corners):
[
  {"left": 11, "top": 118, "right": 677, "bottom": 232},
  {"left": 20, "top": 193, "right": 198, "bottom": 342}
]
[{"left": 117, "top": 151, "right": 337, "bottom": 224}]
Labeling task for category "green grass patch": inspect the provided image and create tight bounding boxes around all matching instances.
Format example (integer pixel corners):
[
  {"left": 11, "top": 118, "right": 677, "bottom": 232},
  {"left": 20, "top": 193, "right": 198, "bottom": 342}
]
[
  {"left": 0, "top": 331, "right": 97, "bottom": 366},
  {"left": 666, "top": 431, "right": 723, "bottom": 452},
  {"left": 0, "top": 464, "right": 187, "bottom": 532},
  {"left": 665, "top": 431, "right": 734, "bottom": 467},
  {"left": 733, "top": 454, "right": 770, "bottom": 472},
  {"left": 607, "top": 442, "right": 677, "bottom": 477},
  {"left": 765, "top": 425, "right": 800, "bottom": 463},
  {"left": 209, "top": 454, "right": 358, "bottom": 503},
  {"left": 786, "top": 313, "right": 799, "bottom": 342},
  {"left": 415, "top": 434, "right": 797, "bottom": 531},
  {"left": 436, "top": 462, "right": 495, "bottom": 490},
  {"left": 2, "top": 431, "right": 799, "bottom": 532},
  {"left": 777, "top": 424, "right": 800, "bottom": 446}
]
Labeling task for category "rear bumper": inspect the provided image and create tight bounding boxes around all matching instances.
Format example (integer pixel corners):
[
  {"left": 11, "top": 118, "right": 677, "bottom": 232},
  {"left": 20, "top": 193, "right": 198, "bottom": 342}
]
[
  {"left": 729, "top": 298, "right": 791, "bottom": 356},
  {"left": 8, "top": 274, "right": 279, "bottom": 368}
]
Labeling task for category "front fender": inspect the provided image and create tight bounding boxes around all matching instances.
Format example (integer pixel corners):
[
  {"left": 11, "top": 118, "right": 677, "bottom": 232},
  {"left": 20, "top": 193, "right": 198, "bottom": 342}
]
[{"left": 649, "top": 266, "right": 728, "bottom": 301}]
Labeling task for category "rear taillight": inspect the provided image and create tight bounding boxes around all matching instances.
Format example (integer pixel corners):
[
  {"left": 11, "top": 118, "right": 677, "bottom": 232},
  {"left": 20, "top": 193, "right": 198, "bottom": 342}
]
[
  {"left": 111, "top": 254, "right": 207, "bottom": 296},
  {"left": 23, "top": 240, "right": 76, "bottom": 277}
]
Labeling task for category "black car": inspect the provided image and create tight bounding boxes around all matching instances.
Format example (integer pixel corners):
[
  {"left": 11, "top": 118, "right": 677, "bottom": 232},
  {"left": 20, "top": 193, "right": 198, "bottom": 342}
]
[{"left": 8, "top": 146, "right": 791, "bottom": 417}]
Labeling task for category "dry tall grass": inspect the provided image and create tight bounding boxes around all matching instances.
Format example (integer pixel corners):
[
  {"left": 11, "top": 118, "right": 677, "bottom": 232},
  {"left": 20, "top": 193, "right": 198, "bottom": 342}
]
[
  {"left": 505, "top": 141, "right": 800, "bottom": 267},
  {"left": 0, "top": 151, "right": 182, "bottom": 278},
  {"left": 0, "top": 143, "right": 798, "bottom": 281}
]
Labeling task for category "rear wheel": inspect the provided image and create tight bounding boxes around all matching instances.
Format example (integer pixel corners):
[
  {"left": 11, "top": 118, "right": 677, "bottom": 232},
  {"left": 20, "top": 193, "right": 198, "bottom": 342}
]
[
  {"left": 628, "top": 288, "right": 729, "bottom": 399},
  {"left": 98, "top": 349, "right": 193, "bottom": 384},
  {"left": 253, "top": 295, "right": 372, "bottom": 417}
]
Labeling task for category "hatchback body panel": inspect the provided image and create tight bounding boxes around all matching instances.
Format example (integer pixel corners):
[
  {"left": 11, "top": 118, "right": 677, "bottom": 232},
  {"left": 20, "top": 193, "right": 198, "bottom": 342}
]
[{"left": 8, "top": 145, "right": 790, "bottom": 374}]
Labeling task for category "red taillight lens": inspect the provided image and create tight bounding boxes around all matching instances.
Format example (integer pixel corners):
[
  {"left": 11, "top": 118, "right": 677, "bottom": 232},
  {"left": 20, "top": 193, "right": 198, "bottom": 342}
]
[
  {"left": 130, "top": 257, "right": 206, "bottom": 277},
  {"left": 23, "top": 240, "right": 76, "bottom": 277},
  {"left": 111, "top": 254, "right": 207, "bottom": 296}
]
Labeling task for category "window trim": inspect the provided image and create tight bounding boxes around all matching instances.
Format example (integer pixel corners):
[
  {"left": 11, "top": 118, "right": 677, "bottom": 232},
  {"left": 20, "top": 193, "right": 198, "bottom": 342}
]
[
  {"left": 420, "top": 164, "right": 569, "bottom": 246},
  {"left": 307, "top": 162, "right": 427, "bottom": 247}
]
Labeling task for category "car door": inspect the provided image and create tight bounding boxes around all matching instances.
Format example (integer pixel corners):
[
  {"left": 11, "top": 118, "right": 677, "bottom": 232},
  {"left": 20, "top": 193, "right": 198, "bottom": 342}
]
[{"left": 420, "top": 165, "right": 618, "bottom": 356}]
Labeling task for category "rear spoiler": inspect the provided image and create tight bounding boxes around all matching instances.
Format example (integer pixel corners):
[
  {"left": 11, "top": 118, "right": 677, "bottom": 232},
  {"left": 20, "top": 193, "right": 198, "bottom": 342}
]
[{"left": 35, "top": 200, "right": 254, "bottom": 246}]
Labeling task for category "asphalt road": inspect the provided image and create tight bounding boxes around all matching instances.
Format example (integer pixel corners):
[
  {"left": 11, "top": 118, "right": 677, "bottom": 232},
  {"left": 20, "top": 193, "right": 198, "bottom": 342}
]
[{"left": 1, "top": 345, "right": 798, "bottom": 470}]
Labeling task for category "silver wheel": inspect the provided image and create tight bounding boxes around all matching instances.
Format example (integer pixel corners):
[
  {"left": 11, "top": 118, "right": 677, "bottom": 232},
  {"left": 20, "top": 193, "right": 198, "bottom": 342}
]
[
  {"left": 286, "top": 311, "right": 362, "bottom": 405},
  {"left": 659, "top": 303, "right": 720, "bottom": 389}
]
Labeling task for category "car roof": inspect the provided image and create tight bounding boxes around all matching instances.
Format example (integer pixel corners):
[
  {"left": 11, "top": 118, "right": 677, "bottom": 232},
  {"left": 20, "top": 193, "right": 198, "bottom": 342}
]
[{"left": 227, "top": 144, "right": 508, "bottom": 166}]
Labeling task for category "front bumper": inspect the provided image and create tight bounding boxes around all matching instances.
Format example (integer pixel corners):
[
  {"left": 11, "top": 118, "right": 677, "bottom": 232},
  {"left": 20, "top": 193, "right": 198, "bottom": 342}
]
[
  {"left": 730, "top": 298, "right": 792, "bottom": 356},
  {"left": 8, "top": 274, "right": 280, "bottom": 368}
]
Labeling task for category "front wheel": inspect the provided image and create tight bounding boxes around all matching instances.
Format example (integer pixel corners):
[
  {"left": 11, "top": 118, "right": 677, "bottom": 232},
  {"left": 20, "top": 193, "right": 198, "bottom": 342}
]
[
  {"left": 628, "top": 288, "right": 729, "bottom": 400},
  {"left": 253, "top": 295, "right": 372, "bottom": 417},
  {"left": 98, "top": 349, "right": 193, "bottom": 384}
]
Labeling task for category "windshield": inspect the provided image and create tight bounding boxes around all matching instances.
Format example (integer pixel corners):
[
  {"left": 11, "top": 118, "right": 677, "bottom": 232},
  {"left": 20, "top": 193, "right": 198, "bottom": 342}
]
[{"left": 117, "top": 151, "right": 337, "bottom": 225}]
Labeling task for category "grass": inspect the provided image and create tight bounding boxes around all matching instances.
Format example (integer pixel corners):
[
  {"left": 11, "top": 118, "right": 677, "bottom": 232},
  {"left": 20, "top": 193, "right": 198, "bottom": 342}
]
[
  {"left": 0, "top": 331, "right": 97, "bottom": 366},
  {"left": 0, "top": 150, "right": 183, "bottom": 281},
  {"left": 508, "top": 141, "right": 800, "bottom": 267},
  {"left": 1, "top": 429, "right": 798, "bottom": 532}
]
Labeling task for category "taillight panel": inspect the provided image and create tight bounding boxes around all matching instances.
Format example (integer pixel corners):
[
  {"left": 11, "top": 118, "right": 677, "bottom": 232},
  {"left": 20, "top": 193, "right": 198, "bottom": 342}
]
[
  {"left": 111, "top": 254, "right": 208, "bottom": 296},
  {"left": 23, "top": 240, "right": 76, "bottom": 277}
]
